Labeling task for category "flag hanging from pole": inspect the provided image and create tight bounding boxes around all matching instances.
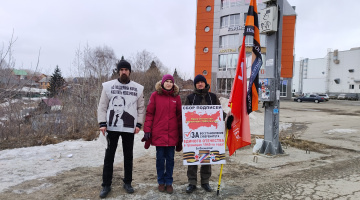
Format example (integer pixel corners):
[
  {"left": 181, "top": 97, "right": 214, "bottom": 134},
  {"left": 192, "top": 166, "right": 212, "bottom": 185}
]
[
  {"left": 227, "top": 36, "right": 251, "bottom": 156},
  {"left": 245, "top": 0, "right": 263, "bottom": 114}
]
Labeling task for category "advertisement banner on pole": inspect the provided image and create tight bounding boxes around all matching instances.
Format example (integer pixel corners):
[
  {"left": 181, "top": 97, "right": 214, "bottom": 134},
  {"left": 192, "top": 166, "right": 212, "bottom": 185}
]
[{"left": 182, "top": 105, "right": 226, "bottom": 165}]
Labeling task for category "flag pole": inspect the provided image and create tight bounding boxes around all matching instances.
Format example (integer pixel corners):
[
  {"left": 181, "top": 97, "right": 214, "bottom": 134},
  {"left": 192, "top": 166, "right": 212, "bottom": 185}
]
[
  {"left": 217, "top": 129, "right": 229, "bottom": 196},
  {"left": 217, "top": 163, "right": 224, "bottom": 195}
]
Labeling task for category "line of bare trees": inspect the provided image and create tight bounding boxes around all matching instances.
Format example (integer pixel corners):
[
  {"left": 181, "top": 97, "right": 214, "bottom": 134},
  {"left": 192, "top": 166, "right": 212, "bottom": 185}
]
[{"left": 0, "top": 39, "right": 190, "bottom": 150}]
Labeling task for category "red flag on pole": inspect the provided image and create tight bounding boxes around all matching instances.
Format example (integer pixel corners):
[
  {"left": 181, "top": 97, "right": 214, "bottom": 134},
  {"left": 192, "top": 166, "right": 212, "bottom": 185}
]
[{"left": 227, "top": 37, "right": 251, "bottom": 156}]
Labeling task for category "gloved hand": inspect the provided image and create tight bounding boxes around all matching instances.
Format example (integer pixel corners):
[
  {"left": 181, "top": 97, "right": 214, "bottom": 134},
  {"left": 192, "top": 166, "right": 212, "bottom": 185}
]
[
  {"left": 144, "top": 139, "right": 151, "bottom": 149},
  {"left": 176, "top": 144, "right": 182, "bottom": 152},
  {"left": 141, "top": 132, "right": 151, "bottom": 142},
  {"left": 226, "top": 115, "right": 234, "bottom": 130},
  {"left": 176, "top": 137, "right": 182, "bottom": 152}
]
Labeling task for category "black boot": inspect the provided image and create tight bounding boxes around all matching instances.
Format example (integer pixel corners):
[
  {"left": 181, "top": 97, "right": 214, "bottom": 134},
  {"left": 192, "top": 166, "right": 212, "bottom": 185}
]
[
  {"left": 99, "top": 186, "right": 111, "bottom": 198},
  {"left": 201, "top": 183, "right": 212, "bottom": 192},
  {"left": 123, "top": 183, "right": 134, "bottom": 193},
  {"left": 186, "top": 184, "right": 197, "bottom": 193}
]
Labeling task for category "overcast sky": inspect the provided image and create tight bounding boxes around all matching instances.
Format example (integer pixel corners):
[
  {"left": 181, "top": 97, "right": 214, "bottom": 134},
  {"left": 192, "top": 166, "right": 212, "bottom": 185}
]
[{"left": 1, "top": 0, "right": 360, "bottom": 78}]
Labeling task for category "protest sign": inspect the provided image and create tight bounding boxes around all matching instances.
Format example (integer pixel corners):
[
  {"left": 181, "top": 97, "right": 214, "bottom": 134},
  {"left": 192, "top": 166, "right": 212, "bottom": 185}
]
[{"left": 182, "top": 105, "right": 226, "bottom": 165}]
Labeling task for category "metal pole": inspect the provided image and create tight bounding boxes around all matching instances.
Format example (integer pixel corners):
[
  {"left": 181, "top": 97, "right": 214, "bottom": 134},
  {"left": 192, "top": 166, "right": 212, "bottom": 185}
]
[
  {"left": 217, "top": 129, "right": 229, "bottom": 196},
  {"left": 259, "top": 0, "right": 284, "bottom": 155}
]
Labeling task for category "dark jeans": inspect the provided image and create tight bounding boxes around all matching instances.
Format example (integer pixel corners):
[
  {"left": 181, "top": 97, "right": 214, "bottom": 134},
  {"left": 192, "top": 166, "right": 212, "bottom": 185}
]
[
  {"left": 102, "top": 131, "right": 134, "bottom": 186},
  {"left": 187, "top": 165, "right": 211, "bottom": 185},
  {"left": 156, "top": 146, "right": 175, "bottom": 185}
]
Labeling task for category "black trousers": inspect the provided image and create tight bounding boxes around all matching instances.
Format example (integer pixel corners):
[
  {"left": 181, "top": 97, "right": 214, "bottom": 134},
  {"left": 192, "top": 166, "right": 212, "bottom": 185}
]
[{"left": 102, "top": 131, "right": 134, "bottom": 186}]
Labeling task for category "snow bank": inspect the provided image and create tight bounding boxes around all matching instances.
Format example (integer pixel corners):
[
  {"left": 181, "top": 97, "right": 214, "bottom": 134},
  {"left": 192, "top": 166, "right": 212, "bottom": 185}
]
[{"left": 0, "top": 132, "right": 155, "bottom": 193}]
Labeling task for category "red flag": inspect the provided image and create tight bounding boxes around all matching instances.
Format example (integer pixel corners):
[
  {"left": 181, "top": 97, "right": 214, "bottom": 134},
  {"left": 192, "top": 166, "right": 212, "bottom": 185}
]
[{"left": 227, "top": 37, "right": 251, "bottom": 156}]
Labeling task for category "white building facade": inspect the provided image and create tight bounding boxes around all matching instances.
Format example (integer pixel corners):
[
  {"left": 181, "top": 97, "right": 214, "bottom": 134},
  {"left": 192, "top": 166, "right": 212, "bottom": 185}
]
[{"left": 293, "top": 48, "right": 360, "bottom": 96}]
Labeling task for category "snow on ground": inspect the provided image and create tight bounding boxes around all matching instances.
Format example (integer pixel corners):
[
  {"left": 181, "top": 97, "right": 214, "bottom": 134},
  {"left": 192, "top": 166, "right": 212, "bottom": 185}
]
[
  {"left": 0, "top": 133, "right": 156, "bottom": 193},
  {"left": 20, "top": 87, "right": 47, "bottom": 93},
  {"left": 324, "top": 129, "right": 358, "bottom": 134},
  {"left": 0, "top": 99, "right": 19, "bottom": 107}
]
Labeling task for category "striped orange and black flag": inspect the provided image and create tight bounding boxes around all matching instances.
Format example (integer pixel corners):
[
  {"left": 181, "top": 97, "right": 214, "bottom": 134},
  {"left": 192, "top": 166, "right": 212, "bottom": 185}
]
[{"left": 244, "top": 0, "right": 262, "bottom": 114}]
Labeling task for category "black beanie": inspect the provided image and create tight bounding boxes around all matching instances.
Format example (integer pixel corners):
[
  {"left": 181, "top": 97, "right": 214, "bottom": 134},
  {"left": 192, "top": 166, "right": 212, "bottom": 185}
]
[
  {"left": 194, "top": 74, "right": 207, "bottom": 86},
  {"left": 117, "top": 58, "right": 131, "bottom": 73}
]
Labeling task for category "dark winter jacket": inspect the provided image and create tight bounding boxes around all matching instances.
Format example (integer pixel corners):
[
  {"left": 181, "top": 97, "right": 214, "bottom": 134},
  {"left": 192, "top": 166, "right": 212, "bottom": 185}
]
[
  {"left": 185, "top": 84, "right": 221, "bottom": 106},
  {"left": 144, "top": 81, "right": 182, "bottom": 146}
]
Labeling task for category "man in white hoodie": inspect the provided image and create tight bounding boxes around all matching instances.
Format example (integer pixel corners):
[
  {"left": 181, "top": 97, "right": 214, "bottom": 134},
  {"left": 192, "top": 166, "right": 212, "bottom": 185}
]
[{"left": 97, "top": 58, "right": 145, "bottom": 198}]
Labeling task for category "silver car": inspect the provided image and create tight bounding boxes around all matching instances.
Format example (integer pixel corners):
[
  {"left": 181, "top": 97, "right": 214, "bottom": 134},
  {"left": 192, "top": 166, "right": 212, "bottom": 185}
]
[{"left": 318, "top": 94, "right": 329, "bottom": 101}]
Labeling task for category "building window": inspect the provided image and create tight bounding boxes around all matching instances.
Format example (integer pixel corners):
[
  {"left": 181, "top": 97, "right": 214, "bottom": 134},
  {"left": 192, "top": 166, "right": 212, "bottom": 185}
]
[
  {"left": 217, "top": 78, "right": 234, "bottom": 94},
  {"left": 220, "top": 34, "right": 239, "bottom": 48},
  {"left": 280, "top": 80, "right": 287, "bottom": 97},
  {"left": 221, "top": 16, "right": 229, "bottom": 28},
  {"left": 227, "top": 78, "right": 234, "bottom": 93},
  {"left": 219, "top": 54, "right": 238, "bottom": 71},
  {"left": 229, "top": 14, "right": 240, "bottom": 27},
  {"left": 221, "top": 14, "right": 240, "bottom": 29},
  {"left": 349, "top": 84, "right": 354, "bottom": 89},
  {"left": 245, "top": 35, "right": 253, "bottom": 46},
  {"left": 245, "top": 33, "right": 263, "bottom": 47},
  {"left": 203, "top": 47, "right": 209, "bottom": 53},
  {"left": 206, "top": 6, "right": 211, "bottom": 12},
  {"left": 244, "top": 13, "right": 247, "bottom": 25},
  {"left": 221, "top": 0, "right": 243, "bottom": 9}
]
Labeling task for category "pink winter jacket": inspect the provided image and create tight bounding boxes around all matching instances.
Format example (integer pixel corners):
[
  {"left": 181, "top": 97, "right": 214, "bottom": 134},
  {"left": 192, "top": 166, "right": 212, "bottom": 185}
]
[{"left": 144, "top": 81, "right": 182, "bottom": 147}]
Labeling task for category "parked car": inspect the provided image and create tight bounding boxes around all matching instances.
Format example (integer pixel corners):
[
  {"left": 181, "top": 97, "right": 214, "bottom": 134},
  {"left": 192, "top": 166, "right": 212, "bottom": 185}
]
[
  {"left": 329, "top": 94, "right": 338, "bottom": 99},
  {"left": 318, "top": 94, "right": 329, "bottom": 101},
  {"left": 346, "top": 93, "right": 359, "bottom": 101},
  {"left": 337, "top": 94, "right": 346, "bottom": 100},
  {"left": 294, "top": 94, "right": 325, "bottom": 103}
]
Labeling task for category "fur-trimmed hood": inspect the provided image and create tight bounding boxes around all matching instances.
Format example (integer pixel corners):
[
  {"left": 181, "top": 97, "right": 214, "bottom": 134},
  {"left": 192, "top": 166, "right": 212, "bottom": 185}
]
[{"left": 155, "top": 80, "right": 179, "bottom": 96}]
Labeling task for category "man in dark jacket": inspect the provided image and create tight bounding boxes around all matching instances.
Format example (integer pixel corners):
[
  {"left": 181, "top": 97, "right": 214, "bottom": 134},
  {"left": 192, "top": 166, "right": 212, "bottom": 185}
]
[{"left": 185, "top": 74, "right": 220, "bottom": 193}]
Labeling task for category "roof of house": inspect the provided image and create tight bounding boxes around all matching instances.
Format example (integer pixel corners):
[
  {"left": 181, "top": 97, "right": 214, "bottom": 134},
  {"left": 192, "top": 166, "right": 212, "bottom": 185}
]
[
  {"left": 42, "top": 98, "right": 62, "bottom": 106},
  {"left": 13, "top": 69, "right": 28, "bottom": 76}
]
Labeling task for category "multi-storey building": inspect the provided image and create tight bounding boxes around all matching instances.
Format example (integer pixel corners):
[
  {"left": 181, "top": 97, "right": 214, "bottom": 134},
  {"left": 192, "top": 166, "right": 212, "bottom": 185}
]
[{"left": 194, "top": 0, "right": 296, "bottom": 99}]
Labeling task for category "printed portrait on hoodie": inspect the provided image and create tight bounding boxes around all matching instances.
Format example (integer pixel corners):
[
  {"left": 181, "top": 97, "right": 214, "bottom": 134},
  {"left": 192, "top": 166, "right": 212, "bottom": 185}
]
[{"left": 108, "top": 96, "right": 134, "bottom": 128}]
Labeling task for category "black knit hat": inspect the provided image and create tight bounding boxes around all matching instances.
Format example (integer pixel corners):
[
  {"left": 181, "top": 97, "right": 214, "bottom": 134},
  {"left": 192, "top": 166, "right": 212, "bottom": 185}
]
[
  {"left": 194, "top": 74, "right": 207, "bottom": 86},
  {"left": 116, "top": 58, "right": 131, "bottom": 73}
]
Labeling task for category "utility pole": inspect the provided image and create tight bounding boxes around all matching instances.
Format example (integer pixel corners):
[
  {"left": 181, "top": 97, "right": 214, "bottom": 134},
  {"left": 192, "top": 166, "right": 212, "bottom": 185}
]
[{"left": 258, "top": 0, "right": 285, "bottom": 155}]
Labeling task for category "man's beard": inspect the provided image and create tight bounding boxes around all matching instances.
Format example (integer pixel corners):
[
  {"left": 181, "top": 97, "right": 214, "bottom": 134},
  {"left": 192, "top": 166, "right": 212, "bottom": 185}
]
[{"left": 120, "top": 74, "right": 130, "bottom": 84}]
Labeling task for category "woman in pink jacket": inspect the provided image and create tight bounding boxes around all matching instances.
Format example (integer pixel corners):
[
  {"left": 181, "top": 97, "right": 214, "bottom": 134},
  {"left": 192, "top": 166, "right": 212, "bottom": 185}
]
[{"left": 142, "top": 74, "right": 182, "bottom": 194}]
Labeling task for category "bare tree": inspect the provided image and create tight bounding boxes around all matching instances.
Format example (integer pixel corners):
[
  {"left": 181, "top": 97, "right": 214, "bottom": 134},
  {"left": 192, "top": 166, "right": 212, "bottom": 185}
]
[{"left": 131, "top": 49, "right": 154, "bottom": 72}]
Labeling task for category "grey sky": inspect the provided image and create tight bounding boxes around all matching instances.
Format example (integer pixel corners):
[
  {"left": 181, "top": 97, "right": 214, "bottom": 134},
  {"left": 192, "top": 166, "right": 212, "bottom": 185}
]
[
  {"left": 1, "top": 0, "right": 197, "bottom": 78},
  {"left": 287, "top": 0, "right": 360, "bottom": 60},
  {"left": 1, "top": 0, "right": 359, "bottom": 78}
]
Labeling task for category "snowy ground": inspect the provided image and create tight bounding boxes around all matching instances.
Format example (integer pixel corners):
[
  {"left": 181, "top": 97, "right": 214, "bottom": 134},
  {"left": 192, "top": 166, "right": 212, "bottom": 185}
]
[{"left": 0, "top": 133, "right": 156, "bottom": 193}]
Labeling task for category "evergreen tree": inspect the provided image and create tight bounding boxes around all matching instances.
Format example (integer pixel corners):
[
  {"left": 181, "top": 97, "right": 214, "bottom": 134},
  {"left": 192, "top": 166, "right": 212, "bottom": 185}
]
[
  {"left": 173, "top": 68, "right": 183, "bottom": 88},
  {"left": 47, "top": 65, "right": 65, "bottom": 97},
  {"left": 142, "top": 61, "right": 162, "bottom": 102},
  {"left": 173, "top": 68, "right": 181, "bottom": 80}
]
